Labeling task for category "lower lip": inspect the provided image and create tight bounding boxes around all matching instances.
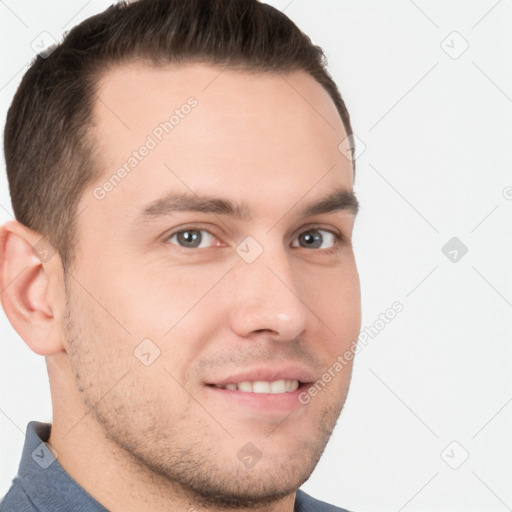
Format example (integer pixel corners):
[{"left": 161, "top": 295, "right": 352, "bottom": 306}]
[{"left": 205, "top": 384, "right": 310, "bottom": 413}]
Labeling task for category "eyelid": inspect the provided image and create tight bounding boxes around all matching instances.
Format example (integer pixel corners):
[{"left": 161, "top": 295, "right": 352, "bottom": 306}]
[
  {"left": 163, "top": 223, "right": 345, "bottom": 250},
  {"left": 163, "top": 223, "right": 224, "bottom": 247},
  {"left": 289, "top": 224, "right": 346, "bottom": 252}
]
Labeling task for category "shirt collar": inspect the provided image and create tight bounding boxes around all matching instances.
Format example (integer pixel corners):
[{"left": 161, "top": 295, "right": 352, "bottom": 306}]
[{"left": 17, "top": 421, "right": 109, "bottom": 511}]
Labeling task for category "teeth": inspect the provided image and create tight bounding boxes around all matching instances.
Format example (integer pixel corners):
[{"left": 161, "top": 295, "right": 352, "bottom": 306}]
[
  {"left": 270, "top": 380, "right": 286, "bottom": 393},
  {"left": 237, "top": 381, "right": 253, "bottom": 392},
  {"left": 288, "top": 380, "right": 299, "bottom": 392},
  {"left": 253, "top": 381, "right": 270, "bottom": 393},
  {"left": 216, "top": 379, "right": 300, "bottom": 393}
]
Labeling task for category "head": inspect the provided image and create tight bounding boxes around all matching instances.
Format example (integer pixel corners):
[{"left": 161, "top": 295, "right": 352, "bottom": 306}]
[{"left": 1, "top": 0, "right": 361, "bottom": 509}]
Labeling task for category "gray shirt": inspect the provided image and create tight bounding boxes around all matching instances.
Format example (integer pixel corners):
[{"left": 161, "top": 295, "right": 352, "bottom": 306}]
[{"left": 1, "top": 421, "right": 352, "bottom": 512}]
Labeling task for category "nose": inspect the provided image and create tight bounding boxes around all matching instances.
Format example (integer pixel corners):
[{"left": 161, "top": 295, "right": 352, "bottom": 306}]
[{"left": 228, "top": 244, "right": 308, "bottom": 342}]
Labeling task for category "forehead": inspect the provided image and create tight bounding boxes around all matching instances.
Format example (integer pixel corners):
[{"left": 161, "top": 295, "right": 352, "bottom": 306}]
[
  {"left": 81, "top": 61, "right": 353, "bottom": 224},
  {"left": 92, "top": 60, "right": 345, "bottom": 131}
]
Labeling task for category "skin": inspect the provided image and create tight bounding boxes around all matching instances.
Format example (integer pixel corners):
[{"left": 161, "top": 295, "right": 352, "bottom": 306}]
[{"left": 0, "top": 62, "right": 361, "bottom": 512}]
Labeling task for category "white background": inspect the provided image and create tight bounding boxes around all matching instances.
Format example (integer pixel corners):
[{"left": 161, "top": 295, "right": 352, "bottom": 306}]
[{"left": 1, "top": 1, "right": 511, "bottom": 511}]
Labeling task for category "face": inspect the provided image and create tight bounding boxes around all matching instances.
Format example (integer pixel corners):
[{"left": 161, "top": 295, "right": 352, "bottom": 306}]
[{"left": 64, "top": 62, "right": 361, "bottom": 508}]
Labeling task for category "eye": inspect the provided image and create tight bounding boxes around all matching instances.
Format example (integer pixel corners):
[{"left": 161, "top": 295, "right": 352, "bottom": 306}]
[
  {"left": 166, "top": 227, "right": 221, "bottom": 249},
  {"left": 165, "top": 225, "right": 343, "bottom": 253},
  {"left": 291, "top": 227, "right": 342, "bottom": 251}
]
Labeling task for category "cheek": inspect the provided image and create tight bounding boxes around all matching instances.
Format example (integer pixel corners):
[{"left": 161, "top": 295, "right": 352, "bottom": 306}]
[
  {"left": 96, "top": 263, "right": 224, "bottom": 338},
  {"left": 88, "top": 265, "right": 230, "bottom": 377},
  {"left": 302, "top": 262, "right": 361, "bottom": 338},
  {"left": 64, "top": 289, "right": 182, "bottom": 419}
]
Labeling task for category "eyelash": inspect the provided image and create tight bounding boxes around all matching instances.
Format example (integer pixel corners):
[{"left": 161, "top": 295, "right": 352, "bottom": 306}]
[{"left": 163, "top": 224, "right": 345, "bottom": 255}]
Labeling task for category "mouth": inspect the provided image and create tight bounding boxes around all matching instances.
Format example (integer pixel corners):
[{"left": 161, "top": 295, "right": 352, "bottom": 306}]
[
  {"left": 204, "top": 372, "right": 314, "bottom": 414},
  {"left": 209, "top": 379, "right": 301, "bottom": 394},
  {"left": 205, "top": 362, "right": 316, "bottom": 418}
]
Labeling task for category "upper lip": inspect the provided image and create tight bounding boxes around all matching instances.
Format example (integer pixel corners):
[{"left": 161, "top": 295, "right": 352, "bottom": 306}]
[{"left": 205, "top": 365, "right": 317, "bottom": 386}]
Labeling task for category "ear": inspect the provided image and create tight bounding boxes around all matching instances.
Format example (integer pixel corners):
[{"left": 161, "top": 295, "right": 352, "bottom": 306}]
[{"left": 0, "top": 220, "right": 66, "bottom": 355}]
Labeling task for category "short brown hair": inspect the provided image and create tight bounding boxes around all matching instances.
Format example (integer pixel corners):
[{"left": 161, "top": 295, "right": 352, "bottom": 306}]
[{"left": 4, "top": 0, "right": 355, "bottom": 273}]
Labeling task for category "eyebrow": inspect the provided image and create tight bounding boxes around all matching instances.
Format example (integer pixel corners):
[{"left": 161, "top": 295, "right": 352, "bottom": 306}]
[{"left": 135, "top": 186, "right": 359, "bottom": 224}]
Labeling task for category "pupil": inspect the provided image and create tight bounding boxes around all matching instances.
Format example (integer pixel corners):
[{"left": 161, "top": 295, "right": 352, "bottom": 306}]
[
  {"left": 301, "top": 230, "right": 322, "bottom": 248},
  {"left": 178, "top": 230, "right": 201, "bottom": 247}
]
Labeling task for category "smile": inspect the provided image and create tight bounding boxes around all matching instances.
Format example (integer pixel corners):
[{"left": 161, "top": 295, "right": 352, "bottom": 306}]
[{"left": 212, "top": 379, "right": 300, "bottom": 393}]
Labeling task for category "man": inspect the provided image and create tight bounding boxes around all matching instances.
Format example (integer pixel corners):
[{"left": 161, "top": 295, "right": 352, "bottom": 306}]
[{"left": 0, "top": 1, "right": 361, "bottom": 511}]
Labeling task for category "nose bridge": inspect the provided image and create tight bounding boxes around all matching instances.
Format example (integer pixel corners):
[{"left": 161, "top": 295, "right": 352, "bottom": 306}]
[{"left": 228, "top": 237, "right": 308, "bottom": 339}]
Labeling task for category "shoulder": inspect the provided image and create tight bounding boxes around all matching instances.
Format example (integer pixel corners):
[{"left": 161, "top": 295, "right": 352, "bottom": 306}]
[
  {"left": 1, "top": 477, "right": 38, "bottom": 511},
  {"left": 295, "top": 489, "right": 354, "bottom": 512}
]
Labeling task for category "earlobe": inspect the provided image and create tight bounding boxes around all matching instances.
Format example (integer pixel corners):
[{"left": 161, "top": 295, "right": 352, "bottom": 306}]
[{"left": 0, "top": 220, "right": 65, "bottom": 356}]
